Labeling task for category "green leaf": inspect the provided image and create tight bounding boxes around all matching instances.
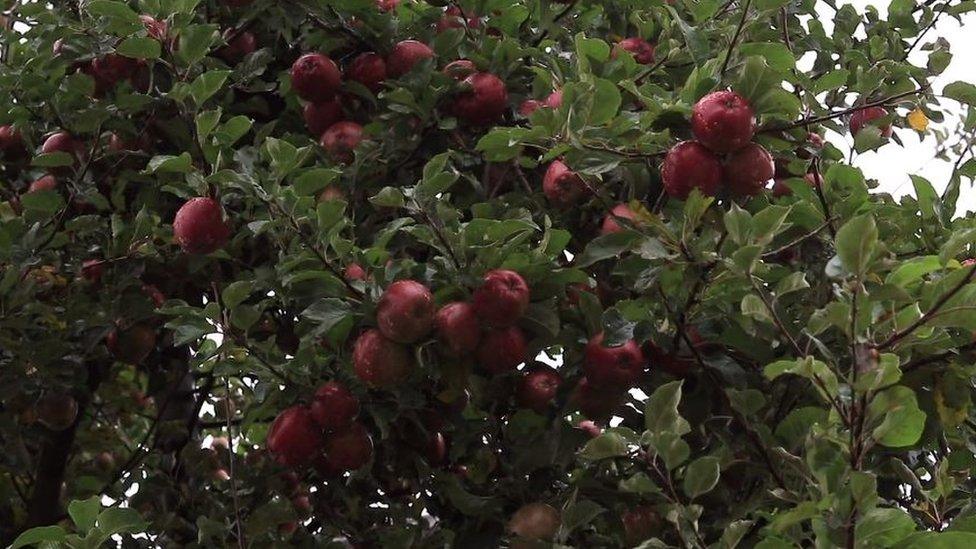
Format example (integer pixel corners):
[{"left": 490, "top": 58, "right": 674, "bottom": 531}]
[
  {"left": 561, "top": 500, "right": 605, "bottom": 534},
  {"left": 855, "top": 507, "right": 916, "bottom": 547},
  {"left": 886, "top": 256, "right": 944, "bottom": 286},
  {"left": 755, "top": 0, "right": 790, "bottom": 9},
  {"left": 589, "top": 79, "right": 621, "bottom": 125},
  {"left": 177, "top": 24, "right": 218, "bottom": 67},
  {"left": 810, "top": 69, "right": 850, "bottom": 93},
  {"left": 68, "top": 496, "right": 102, "bottom": 531},
  {"left": 116, "top": 36, "right": 161, "bottom": 59},
  {"left": 738, "top": 42, "right": 796, "bottom": 74},
  {"left": 95, "top": 507, "right": 148, "bottom": 538},
  {"left": 31, "top": 151, "right": 74, "bottom": 167},
  {"left": 195, "top": 108, "right": 223, "bottom": 141},
  {"left": 775, "top": 272, "right": 809, "bottom": 296},
  {"left": 644, "top": 381, "right": 690, "bottom": 435},
  {"left": 618, "top": 472, "right": 660, "bottom": 494},
  {"left": 682, "top": 456, "right": 720, "bottom": 499},
  {"left": 574, "top": 231, "right": 641, "bottom": 267},
  {"left": 835, "top": 214, "right": 877, "bottom": 275},
  {"left": 20, "top": 190, "right": 65, "bottom": 214},
  {"left": 294, "top": 168, "right": 340, "bottom": 196},
  {"left": 300, "top": 298, "right": 354, "bottom": 336},
  {"left": 87, "top": 0, "right": 140, "bottom": 24},
  {"left": 724, "top": 202, "right": 753, "bottom": 245},
  {"left": 944, "top": 81, "right": 976, "bottom": 107},
  {"left": 741, "top": 294, "right": 773, "bottom": 323},
  {"left": 190, "top": 70, "right": 232, "bottom": 105},
  {"left": 580, "top": 432, "right": 629, "bottom": 460},
  {"left": 369, "top": 186, "right": 406, "bottom": 208},
  {"left": 147, "top": 153, "right": 193, "bottom": 173},
  {"left": 765, "top": 357, "right": 839, "bottom": 401},
  {"left": 221, "top": 280, "right": 254, "bottom": 309},
  {"left": 894, "top": 532, "right": 976, "bottom": 549},
  {"left": 215, "top": 116, "right": 253, "bottom": 145},
  {"left": 8, "top": 526, "right": 67, "bottom": 548},
  {"left": 868, "top": 386, "right": 926, "bottom": 447}
]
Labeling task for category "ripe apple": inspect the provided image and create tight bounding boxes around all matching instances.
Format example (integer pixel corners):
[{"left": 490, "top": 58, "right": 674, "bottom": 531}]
[
  {"left": 107, "top": 323, "right": 157, "bottom": 364},
  {"left": 142, "top": 283, "right": 166, "bottom": 307},
  {"left": 376, "top": 0, "right": 399, "bottom": 11},
  {"left": 472, "top": 269, "right": 530, "bottom": 327},
  {"left": 622, "top": 505, "right": 662, "bottom": 546},
  {"left": 290, "top": 53, "right": 341, "bottom": 103},
  {"left": 724, "top": 142, "right": 775, "bottom": 197},
  {"left": 508, "top": 502, "right": 561, "bottom": 541},
  {"left": 353, "top": 329, "right": 415, "bottom": 387},
  {"left": 36, "top": 393, "right": 79, "bottom": 431},
  {"left": 322, "top": 422, "right": 373, "bottom": 471},
  {"left": 452, "top": 72, "right": 508, "bottom": 126},
  {"left": 91, "top": 54, "right": 139, "bottom": 88},
  {"left": 613, "top": 37, "right": 655, "bottom": 64},
  {"left": 173, "top": 197, "right": 231, "bottom": 254},
  {"left": 576, "top": 419, "right": 602, "bottom": 438},
  {"left": 292, "top": 494, "right": 312, "bottom": 515},
  {"left": 435, "top": 301, "right": 482, "bottom": 355},
  {"left": 344, "top": 262, "right": 367, "bottom": 281},
  {"left": 81, "top": 259, "right": 104, "bottom": 283},
  {"left": 516, "top": 365, "right": 562, "bottom": 413},
  {"left": 267, "top": 405, "right": 324, "bottom": 467},
  {"left": 443, "top": 59, "right": 477, "bottom": 80},
  {"left": 661, "top": 140, "right": 723, "bottom": 199},
  {"left": 600, "top": 203, "right": 637, "bottom": 235},
  {"left": 95, "top": 451, "right": 116, "bottom": 471},
  {"left": 320, "top": 121, "right": 363, "bottom": 163},
  {"left": 310, "top": 381, "right": 359, "bottom": 432},
  {"left": 345, "top": 52, "right": 387, "bottom": 92},
  {"left": 476, "top": 326, "right": 528, "bottom": 374},
  {"left": 545, "top": 89, "right": 563, "bottom": 109},
  {"left": 436, "top": 6, "right": 480, "bottom": 33},
  {"left": 387, "top": 40, "right": 434, "bottom": 78},
  {"left": 139, "top": 14, "right": 168, "bottom": 42},
  {"left": 217, "top": 29, "right": 256, "bottom": 64},
  {"left": 543, "top": 159, "right": 587, "bottom": 208},
  {"left": 849, "top": 106, "right": 892, "bottom": 137},
  {"left": 425, "top": 431, "right": 448, "bottom": 465},
  {"left": 0, "top": 125, "right": 26, "bottom": 158},
  {"left": 303, "top": 98, "right": 344, "bottom": 137},
  {"left": 519, "top": 99, "right": 543, "bottom": 117},
  {"left": 27, "top": 175, "right": 58, "bottom": 193},
  {"left": 584, "top": 332, "right": 645, "bottom": 389},
  {"left": 376, "top": 279, "right": 435, "bottom": 343},
  {"left": 691, "top": 90, "right": 756, "bottom": 153},
  {"left": 571, "top": 376, "right": 624, "bottom": 419},
  {"left": 41, "top": 131, "right": 83, "bottom": 165}
]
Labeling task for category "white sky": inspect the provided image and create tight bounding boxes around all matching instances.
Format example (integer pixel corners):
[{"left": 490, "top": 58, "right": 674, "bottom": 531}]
[{"left": 819, "top": 1, "right": 976, "bottom": 213}]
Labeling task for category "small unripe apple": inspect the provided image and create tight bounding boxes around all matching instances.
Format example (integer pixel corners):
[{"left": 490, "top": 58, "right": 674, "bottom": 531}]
[
  {"left": 320, "top": 121, "right": 363, "bottom": 163},
  {"left": 322, "top": 422, "right": 373, "bottom": 471},
  {"left": 173, "top": 197, "right": 231, "bottom": 254},
  {"left": 691, "top": 90, "right": 756, "bottom": 153},
  {"left": 139, "top": 14, "right": 168, "bottom": 42},
  {"left": 217, "top": 29, "right": 256, "bottom": 64},
  {"left": 661, "top": 140, "right": 722, "bottom": 199},
  {"left": 345, "top": 52, "right": 387, "bottom": 92},
  {"left": 435, "top": 301, "right": 482, "bottom": 355},
  {"left": 81, "top": 259, "right": 104, "bottom": 283},
  {"left": 614, "top": 37, "right": 655, "bottom": 64},
  {"left": 290, "top": 53, "right": 341, "bottom": 103},
  {"left": 584, "top": 332, "right": 645, "bottom": 389},
  {"left": 601, "top": 203, "right": 637, "bottom": 235},
  {"left": 36, "top": 393, "right": 79, "bottom": 431},
  {"left": 310, "top": 381, "right": 359, "bottom": 432},
  {"left": 303, "top": 98, "right": 344, "bottom": 137},
  {"left": 443, "top": 59, "right": 477, "bottom": 80},
  {"left": 452, "top": 72, "right": 508, "bottom": 126},
  {"left": 516, "top": 365, "right": 562, "bottom": 413},
  {"left": 576, "top": 419, "right": 602, "bottom": 438},
  {"left": 476, "top": 326, "right": 528, "bottom": 374},
  {"left": 344, "top": 262, "right": 367, "bottom": 281},
  {"left": 376, "top": 279, "right": 435, "bottom": 343},
  {"left": 849, "top": 106, "right": 892, "bottom": 137},
  {"left": 387, "top": 40, "right": 434, "bottom": 78},
  {"left": 472, "top": 269, "right": 530, "bottom": 327},
  {"left": 107, "top": 323, "right": 157, "bottom": 364},
  {"left": 571, "top": 376, "right": 624, "bottom": 419},
  {"left": 508, "top": 502, "right": 561, "bottom": 541},
  {"left": 352, "top": 329, "right": 415, "bottom": 387},
  {"left": 543, "top": 159, "right": 587, "bottom": 208},
  {"left": 519, "top": 99, "right": 543, "bottom": 117},
  {"left": 724, "top": 142, "right": 774, "bottom": 197},
  {"left": 27, "top": 175, "right": 58, "bottom": 193},
  {"left": 545, "top": 89, "right": 563, "bottom": 109},
  {"left": 267, "top": 405, "right": 324, "bottom": 467},
  {"left": 436, "top": 6, "right": 480, "bottom": 33}
]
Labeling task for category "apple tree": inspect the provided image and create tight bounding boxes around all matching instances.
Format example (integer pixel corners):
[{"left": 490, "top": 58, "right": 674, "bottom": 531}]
[{"left": 3, "top": 0, "right": 976, "bottom": 546}]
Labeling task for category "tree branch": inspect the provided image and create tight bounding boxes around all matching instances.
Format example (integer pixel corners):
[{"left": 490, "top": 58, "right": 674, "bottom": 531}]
[{"left": 876, "top": 264, "right": 976, "bottom": 350}]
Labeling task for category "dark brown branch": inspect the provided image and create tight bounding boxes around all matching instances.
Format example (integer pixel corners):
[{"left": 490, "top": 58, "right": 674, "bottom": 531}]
[
  {"left": 719, "top": 0, "right": 754, "bottom": 78},
  {"left": 761, "top": 86, "right": 929, "bottom": 134}
]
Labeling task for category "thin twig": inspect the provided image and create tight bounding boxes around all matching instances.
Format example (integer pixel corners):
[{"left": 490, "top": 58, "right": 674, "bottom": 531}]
[
  {"left": 719, "top": 0, "right": 754, "bottom": 78},
  {"left": 876, "top": 264, "right": 976, "bottom": 350},
  {"left": 761, "top": 86, "right": 930, "bottom": 134}
]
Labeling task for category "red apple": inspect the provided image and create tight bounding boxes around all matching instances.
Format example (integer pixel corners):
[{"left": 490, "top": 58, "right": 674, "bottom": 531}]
[
  {"left": 576, "top": 419, "right": 602, "bottom": 438},
  {"left": 41, "top": 131, "right": 83, "bottom": 164},
  {"left": 443, "top": 59, "right": 477, "bottom": 80},
  {"left": 107, "top": 323, "right": 157, "bottom": 364},
  {"left": 614, "top": 37, "right": 655, "bottom": 64},
  {"left": 376, "top": 279, "right": 435, "bottom": 343},
  {"left": 318, "top": 186, "right": 346, "bottom": 202},
  {"left": 387, "top": 40, "right": 434, "bottom": 78},
  {"left": 217, "top": 29, "right": 256, "bottom": 64},
  {"left": 91, "top": 54, "right": 139, "bottom": 88},
  {"left": 516, "top": 366, "right": 562, "bottom": 413},
  {"left": 303, "top": 98, "right": 344, "bottom": 137},
  {"left": 543, "top": 159, "right": 587, "bottom": 208},
  {"left": 435, "top": 301, "right": 482, "bottom": 355},
  {"left": 436, "top": 6, "right": 480, "bottom": 33},
  {"left": 661, "top": 140, "right": 723, "bottom": 199},
  {"left": 724, "top": 142, "right": 774, "bottom": 197},
  {"left": 81, "top": 259, "right": 104, "bottom": 283},
  {"left": 310, "top": 381, "right": 359, "bottom": 432},
  {"left": 601, "top": 203, "right": 637, "bottom": 235},
  {"left": 345, "top": 52, "right": 387, "bottom": 92},
  {"left": 849, "top": 106, "right": 892, "bottom": 137},
  {"left": 691, "top": 90, "right": 756, "bottom": 153},
  {"left": 519, "top": 99, "right": 543, "bottom": 117},
  {"left": 139, "top": 14, "right": 168, "bottom": 42},
  {"left": 545, "top": 89, "right": 563, "bottom": 109},
  {"left": 322, "top": 422, "right": 373, "bottom": 471},
  {"left": 425, "top": 431, "right": 448, "bottom": 465},
  {"left": 344, "top": 262, "right": 367, "bottom": 281},
  {"left": 0, "top": 125, "right": 26, "bottom": 157},
  {"left": 320, "top": 121, "right": 363, "bottom": 163},
  {"left": 452, "top": 72, "right": 508, "bottom": 126},
  {"left": 353, "top": 329, "right": 415, "bottom": 387},
  {"left": 583, "top": 332, "right": 645, "bottom": 389},
  {"left": 472, "top": 269, "right": 530, "bottom": 327},
  {"left": 27, "top": 175, "right": 58, "bottom": 193},
  {"left": 476, "top": 326, "right": 528, "bottom": 374},
  {"left": 292, "top": 494, "right": 312, "bottom": 515},
  {"left": 142, "top": 283, "right": 166, "bottom": 307},
  {"left": 571, "top": 377, "right": 624, "bottom": 419},
  {"left": 173, "top": 197, "right": 231, "bottom": 254},
  {"left": 36, "top": 393, "right": 78, "bottom": 431},
  {"left": 290, "top": 53, "right": 341, "bottom": 103},
  {"left": 376, "top": 0, "right": 399, "bottom": 11},
  {"left": 508, "top": 502, "right": 561, "bottom": 541},
  {"left": 622, "top": 506, "right": 661, "bottom": 546},
  {"left": 267, "top": 405, "right": 324, "bottom": 467}
]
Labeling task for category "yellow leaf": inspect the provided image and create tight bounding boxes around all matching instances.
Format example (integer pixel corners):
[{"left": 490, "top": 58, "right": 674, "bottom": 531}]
[{"left": 908, "top": 108, "right": 929, "bottom": 132}]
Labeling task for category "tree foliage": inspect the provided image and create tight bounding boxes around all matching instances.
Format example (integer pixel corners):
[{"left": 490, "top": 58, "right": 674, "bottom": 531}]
[{"left": 2, "top": 0, "right": 976, "bottom": 547}]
